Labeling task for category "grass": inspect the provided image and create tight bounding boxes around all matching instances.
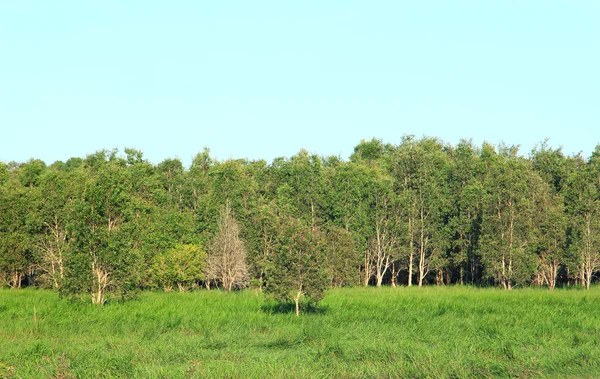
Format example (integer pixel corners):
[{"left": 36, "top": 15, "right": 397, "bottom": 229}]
[{"left": 1, "top": 286, "right": 599, "bottom": 378}]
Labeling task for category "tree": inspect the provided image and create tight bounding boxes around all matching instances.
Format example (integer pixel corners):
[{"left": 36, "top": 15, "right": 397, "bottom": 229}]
[
  {"left": 446, "top": 140, "right": 484, "bottom": 285},
  {"left": 350, "top": 138, "right": 393, "bottom": 162},
  {"left": 479, "top": 144, "right": 537, "bottom": 289},
  {"left": 566, "top": 149, "right": 600, "bottom": 289},
  {"left": 322, "top": 159, "right": 376, "bottom": 285},
  {"left": 369, "top": 193, "right": 398, "bottom": 287},
  {"left": 392, "top": 137, "right": 450, "bottom": 286},
  {"left": 323, "top": 225, "right": 360, "bottom": 287},
  {"left": 206, "top": 200, "right": 248, "bottom": 291},
  {"left": 271, "top": 150, "right": 326, "bottom": 231},
  {"left": 0, "top": 162, "right": 8, "bottom": 186},
  {"left": 530, "top": 143, "right": 570, "bottom": 289},
  {"left": 533, "top": 192, "right": 566, "bottom": 289},
  {"left": 152, "top": 244, "right": 206, "bottom": 292},
  {"left": 61, "top": 152, "right": 143, "bottom": 304},
  {"left": 266, "top": 217, "right": 328, "bottom": 316},
  {"left": 35, "top": 166, "right": 82, "bottom": 289},
  {"left": 250, "top": 198, "right": 278, "bottom": 289},
  {"left": 0, "top": 167, "right": 41, "bottom": 288}
]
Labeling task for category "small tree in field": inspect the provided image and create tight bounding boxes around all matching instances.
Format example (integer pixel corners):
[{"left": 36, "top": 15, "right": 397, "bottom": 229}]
[
  {"left": 266, "top": 218, "right": 328, "bottom": 316},
  {"left": 207, "top": 200, "right": 248, "bottom": 291},
  {"left": 152, "top": 244, "right": 207, "bottom": 292}
]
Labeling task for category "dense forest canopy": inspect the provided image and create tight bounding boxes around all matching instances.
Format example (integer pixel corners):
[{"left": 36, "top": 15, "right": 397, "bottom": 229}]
[{"left": 1, "top": 137, "right": 600, "bottom": 303}]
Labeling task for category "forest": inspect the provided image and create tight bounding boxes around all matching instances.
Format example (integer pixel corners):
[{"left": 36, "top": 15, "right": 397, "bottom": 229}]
[{"left": 1, "top": 136, "right": 600, "bottom": 306}]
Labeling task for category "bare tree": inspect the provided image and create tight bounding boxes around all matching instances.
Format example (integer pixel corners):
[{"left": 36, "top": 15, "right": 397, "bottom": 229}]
[{"left": 207, "top": 200, "right": 248, "bottom": 291}]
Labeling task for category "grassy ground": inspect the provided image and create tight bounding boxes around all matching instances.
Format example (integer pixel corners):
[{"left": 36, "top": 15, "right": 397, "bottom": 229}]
[{"left": 0, "top": 286, "right": 599, "bottom": 378}]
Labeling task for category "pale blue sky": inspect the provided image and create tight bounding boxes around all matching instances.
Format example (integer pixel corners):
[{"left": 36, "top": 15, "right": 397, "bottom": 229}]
[{"left": 1, "top": 1, "right": 598, "bottom": 166}]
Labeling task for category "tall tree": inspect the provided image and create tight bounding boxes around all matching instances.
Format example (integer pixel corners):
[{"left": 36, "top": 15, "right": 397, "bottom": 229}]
[
  {"left": 323, "top": 158, "right": 386, "bottom": 286},
  {"left": 62, "top": 151, "right": 143, "bottom": 304},
  {"left": 446, "top": 140, "right": 484, "bottom": 284},
  {"left": 392, "top": 137, "right": 450, "bottom": 286},
  {"left": 206, "top": 200, "right": 249, "bottom": 291},
  {"left": 530, "top": 143, "right": 571, "bottom": 288},
  {"left": 479, "top": 144, "right": 537, "bottom": 289},
  {"left": 36, "top": 167, "right": 83, "bottom": 289},
  {"left": 0, "top": 164, "right": 43, "bottom": 288},
  {"left": 566, "top": 148, "right": 600, "bottom": 289},
  {"left": 322, "top": 225, "right": 359, "bottom": 287}
]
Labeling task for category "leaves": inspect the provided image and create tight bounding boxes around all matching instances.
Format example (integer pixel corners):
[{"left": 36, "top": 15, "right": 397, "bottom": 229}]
[{"left": 1, "top": 138, "right": 600, "bottom": 297}]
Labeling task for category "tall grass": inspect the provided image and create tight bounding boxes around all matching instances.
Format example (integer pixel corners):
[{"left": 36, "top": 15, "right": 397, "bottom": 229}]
[{"left": 1, "top": 287, "right": 599, "bottom": 378}]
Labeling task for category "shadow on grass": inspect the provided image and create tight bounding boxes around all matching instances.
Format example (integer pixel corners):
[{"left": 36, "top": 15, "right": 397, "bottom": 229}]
[{"left": 261, "top": 301, "right": 329, "bottom": 316}]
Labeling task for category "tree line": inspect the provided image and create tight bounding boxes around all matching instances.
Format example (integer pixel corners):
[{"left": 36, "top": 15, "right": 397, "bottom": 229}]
[{"left": 1, "top": 137, "right": 600, "bottom": 307}]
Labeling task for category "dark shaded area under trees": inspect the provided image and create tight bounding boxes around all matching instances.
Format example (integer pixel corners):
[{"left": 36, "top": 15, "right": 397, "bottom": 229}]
[{"left": 1, "top": 137, "right": 600, "bottom": 306}]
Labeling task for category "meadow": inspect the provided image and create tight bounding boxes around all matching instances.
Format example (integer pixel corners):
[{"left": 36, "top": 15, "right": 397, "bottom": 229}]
[{"left": 1, "top": 287, "right": 599, "bottom": 378}]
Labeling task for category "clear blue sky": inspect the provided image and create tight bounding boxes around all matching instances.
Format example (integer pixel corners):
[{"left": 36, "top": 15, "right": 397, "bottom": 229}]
[{"left": 1, "top": 1, "right": 598, "bottom": 166}]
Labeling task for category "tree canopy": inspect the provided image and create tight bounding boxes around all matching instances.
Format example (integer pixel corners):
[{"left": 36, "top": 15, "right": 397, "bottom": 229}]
[{"left": 1, "top": 138, "right": 600, "bottom": 307}]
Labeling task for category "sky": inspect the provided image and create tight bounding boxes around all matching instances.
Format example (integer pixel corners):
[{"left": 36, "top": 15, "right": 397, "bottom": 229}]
[{"left": 1, "top": 1, "right": 599, "bottom": 166}]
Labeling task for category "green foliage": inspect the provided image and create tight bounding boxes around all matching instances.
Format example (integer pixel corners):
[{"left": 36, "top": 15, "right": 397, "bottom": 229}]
[
  {"left": 60, "top": 158, "right": 144, "bottom": 303},
  {"left": 0, "top": 169, "right": 41, "bottom": 288},
  {"left": 0, "top": 162, "right": 9, "bottom": 186},
  {"left": 323, "top": 225, "right": 360, "bottom": 287},
  {"left": 18, "top": 159, "right": 46, "bottom": 188},
  {"left": 152, "top": 244, "right": 207, "bottom": 292},
  {"left": 266, "top": 218, "right": 329, "bottom": 315},
  {"left": 3, "top": 138, "right": 600, "bottom": 294}
]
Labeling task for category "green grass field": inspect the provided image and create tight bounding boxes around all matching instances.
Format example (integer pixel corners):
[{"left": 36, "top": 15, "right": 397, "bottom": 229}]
[{"left": 1, "top": 287, "right": 599, "bottom": 378}]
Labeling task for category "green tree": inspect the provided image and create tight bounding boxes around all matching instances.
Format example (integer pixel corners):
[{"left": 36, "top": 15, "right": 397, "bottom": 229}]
[
  {"left": 391, "top": 137, "right": 450, "bottom": 286},
  {"left": 266, "top": 217, "right": 328, "bottom": 316},
  {"left": 533, "top": 191, "right": 566, "bottom": 289},
  {"left": 529, "top": 142, "right": 571, "bottom": 289},
  {"left": 479, "top": 144, "right": 537, "bottom": 289},
  {"left": 61, "top": 152, "right": 143, "bottom": 304},
  {"left": 0, "top": 167, "right": 42, "bottom": 288},
  {"left": 324, "top": 158, "right": 391, "bottom": 286},
  {"left": 565, "top": 148, "right": 600, "bottom": 289},
  {"left": 152, "top": 244, "right": 206, "bottom": 291},
  {"left": 323, "top": 225, "right": 360, "bottom": 287},
  {"left": 35, "top": 166, "right": 83, "bottom": 289},
  {"left": 445, "top": 140, "right": 484, "bottom": 285}
]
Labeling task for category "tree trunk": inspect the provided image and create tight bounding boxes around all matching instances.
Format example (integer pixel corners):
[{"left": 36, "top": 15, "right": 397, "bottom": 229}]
[
  {"left": 408, "top": 217, "right": 413, "bottom": 287},
  {"left": 363, "top": 252, "right": 372, "bottom": 287},
  {"left": 417, "top": 208, "right": 426, "bottom": 287},
  {"left": 548, "top": 260, "right": 557, "bottom": 290},
  {"left": 9, "top": 272, "right": 22, "bottom": 289},
  {"left": 501, "top": 254, "right": 508, "bottom": 290},
  {"left": 373, "top": 220, "right": 392, "bottom": 287},
  {"left": 585, "top": 262, "right": 592, "bottom": 290},
  {"left": 408, "top": 248, "right": 413, "bottom": 287},
  {"left": 294, "top": 288, "right": 302, "bottom": 317},
  {"left": 91, "top": 259, "right": 110, "bottom": 305}
]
